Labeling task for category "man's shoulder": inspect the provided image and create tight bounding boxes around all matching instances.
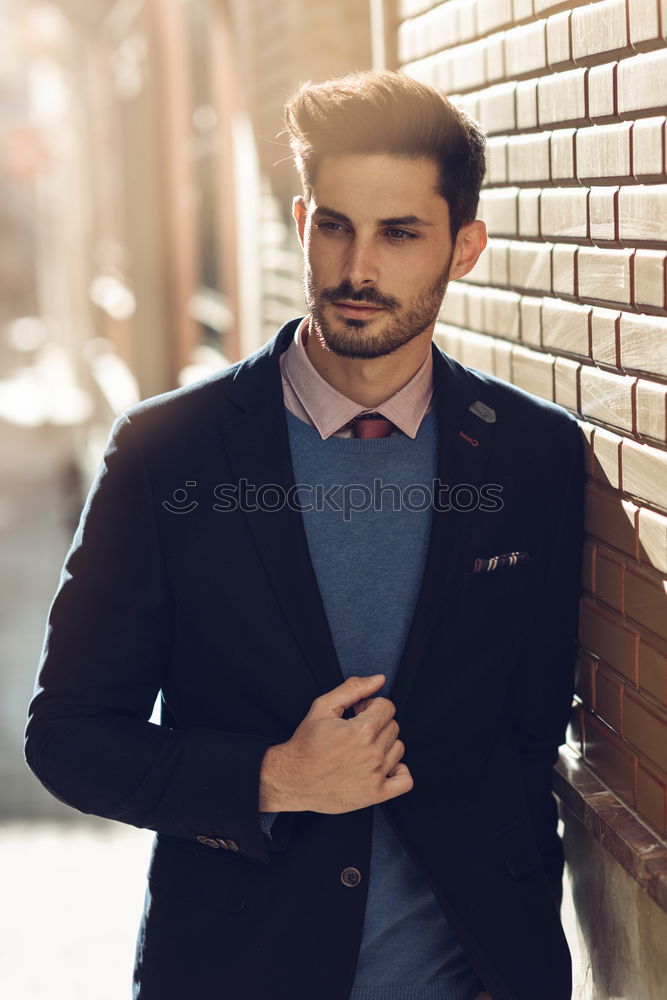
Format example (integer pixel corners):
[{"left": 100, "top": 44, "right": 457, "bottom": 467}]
[
  {"left": 118, "top": 319, "right": 301, "bottom": 441},
  {"left": 437, "top": 347, "right": 579, "bottom": 442}
]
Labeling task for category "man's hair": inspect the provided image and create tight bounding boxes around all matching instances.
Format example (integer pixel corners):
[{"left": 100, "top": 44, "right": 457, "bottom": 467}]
[{"left": 283, "top": 70, "right": 487, "bottom": 240}]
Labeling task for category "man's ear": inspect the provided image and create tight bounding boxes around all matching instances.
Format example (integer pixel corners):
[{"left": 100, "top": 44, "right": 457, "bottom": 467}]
[
  {"left": 449, "top": 220, "right": 487, "bottom": 282},
  {"left": 292, "top": 196, "right": 308, "bottom": 248}
]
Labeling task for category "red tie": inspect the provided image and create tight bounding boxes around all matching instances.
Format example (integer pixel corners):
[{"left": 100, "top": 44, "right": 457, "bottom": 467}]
[{"left": 352, "top": 414, "right": 395, "bottom": 439}]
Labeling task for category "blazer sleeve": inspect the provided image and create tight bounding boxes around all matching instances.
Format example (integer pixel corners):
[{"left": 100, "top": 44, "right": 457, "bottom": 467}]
[
  {"left": 25, "top": 413, "right": 275, "bottom": 864},
  {"left": 507, "top": 416, "right": 585, "bottom": 903}
]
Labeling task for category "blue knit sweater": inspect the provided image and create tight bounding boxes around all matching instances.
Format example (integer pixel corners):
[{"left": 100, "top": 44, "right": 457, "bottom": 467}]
[{"left": 286, "top": 410, "right": 483, "bottom": 1000}]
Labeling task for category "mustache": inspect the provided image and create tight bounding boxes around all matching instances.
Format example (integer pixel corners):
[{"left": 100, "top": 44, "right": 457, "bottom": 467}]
[{"left": 320, "top": 282, "right": 399, "bottom": 310}]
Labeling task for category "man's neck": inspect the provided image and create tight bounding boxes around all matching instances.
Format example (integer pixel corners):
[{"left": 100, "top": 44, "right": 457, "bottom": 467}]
[{"left": 303, "top": 322, "right": 434, "bottom": 408}]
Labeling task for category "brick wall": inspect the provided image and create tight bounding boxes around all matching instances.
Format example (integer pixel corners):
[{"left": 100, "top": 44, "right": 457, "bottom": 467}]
[{"left": 398, "top": 0, "right": 667, "bottom": 842}]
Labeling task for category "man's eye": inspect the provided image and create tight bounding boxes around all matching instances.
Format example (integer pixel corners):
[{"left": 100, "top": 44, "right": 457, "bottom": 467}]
[
  {"left": 316, "top": 221, "right": 346, "bottom": 234},
  {"left": 385, "top": 229, "right": 417, "bottom": 241}
]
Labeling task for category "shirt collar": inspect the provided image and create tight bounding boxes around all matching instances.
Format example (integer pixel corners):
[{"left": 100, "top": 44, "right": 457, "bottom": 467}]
[{"left": 283, "top": 317, "right": 434, "bottom": 440}]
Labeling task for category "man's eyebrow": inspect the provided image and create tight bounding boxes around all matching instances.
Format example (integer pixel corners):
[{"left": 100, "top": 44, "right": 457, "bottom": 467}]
[{"left": 312, "top": 205, "right": 434, "bottom": 227}]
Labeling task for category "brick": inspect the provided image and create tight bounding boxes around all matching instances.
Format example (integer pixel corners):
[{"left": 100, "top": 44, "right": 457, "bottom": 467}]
[
  {"left": 481, "top": 289, "right": 521, "bottom": 338},
  {"left": 537, "top": 68, "right": 587, "bottom": 126},
  {"left": 494, "top": 339, "right": 513, "bottom": 381},
  {"left": 622, "top": 439, "right": 667, "bottom": 511},
  {"left": 505, "top": 20, "right": 548, "bottom": 78},
  {"left": 546, "top": 10, "right": 572, "bottom": 67},
  {"left": 485, "top": 33, "right": 506, "bottom": 84},
  {"left": 620, "top": 313, "right": 667, "bottom": 378},
  {"left": 633, "top": 117, "right": 666, "bottom": 178},
  {"left": 479, "top": 188, "right": 519, "bottom": 236},
  {"left": 511, "top": 346, "right": 554, "bottom": 400},
  {"left": 595, "top": 552, "right": 623, "bottom": 613},
  {"left": 580, "top": 367, "right": 635, "bottom": 432},
  {"left": 618, "top": 49, "right": 667, "bottom": 115},
  {"left": 580, "top": 599, "right": 636, "bottom": 679},
  {"left": 515, "top": 78, "right": 538, "bottom": 129},
  {"left": 554, "top": 356, "right": 580, "bottom": 411},
  {"left": 477, "top": 0, "right": 513, "bottom": 34},
  {"left": 638, "top": 640, "right": 667, "bottom": 703},
  {"left": 583, "top": 711, "right": 635, "bottom": 803},
  {"left": 618, "top": 185, "right": 667, "bottom": 242},
  {"left": 589, "top": 187, "right": 618, "bottom": 242},
  {"left": 636, "top": 763, "right": 666, "bottom": 836},
  {"left": 550, "top": 128, "right": 576, "bottom": 181},
  {"left": 552, "top": 244, "right": 577, "bottom": 296},
  {"left": 582, "top": 538, "right": 596, "bottom": 592},
  {"left": 520, "top": 296, "right": 543, "bottom": 346},
  {"left": 458, "top": 0, "right": 478, "bottom": 41},
  {"left": 507, "top": 133, "right": 551, "bottom": 182},
  {"left": 489, "top": 239, "right": 511, "bottom": 286},
  {"left": 592, "top": 426, "right": 622, "bottom": 490},
  {"left": 509, "top": 242, "right": 552, "bottom": 291},
  {"left": 440, "top": 283, "right": 467, "bottom": 328},
  {"left": 457, "top": 331, "right": 495, "bottom": 373},
  {"left": 518, "top": 189, "right": 541, "bottom": 237},
  {"left": 595, "top": 662, "right": 623, "bottom": 729},
  {"left": 588, "top": 61, "right": 617, "bottom": 120},
  {"left": 576, "top": 652, "right": 596, "bottom": 706},
  {"left": 467, "top": 290, "right": 483, "bottom": 330},
  {"left": 623, "top": 689, "right": 667, "bottom": 770},
  {"left": 479, "top": 82, "right": 517, "bottom": 136},
  {"left": 591, "top": 307, "right": 619, "bottom": 366},
  {"left": 571, "top": 0, "right": 628, "bottom": 61},
  {"left": 624, "top": 570, "right": 667, "bottom": 639},
  {"left": 584, "top": 484, "right": 638, "bottom": 557},
  {"left": 578, "top": 247, "right": 633, "bottom": 305},
  {"left": 542, "top": 298, "right": 590, "bottom": 355},
  {"left": 638, "top": 508, "right": 667, "bottom": 574},
  {"left": 581, "top": 420, "right": 596, "bottom": 475},
  {"left": 628, "top": 0, "right": 661, "bottom": 47},
  {"left": 486, "top": 137, "right": 508, "bottom": 183},
  {"left": 577, "top": 123, "right": 632, "bottom": 180},
  {"left": 513, "top": 0, "right": 534, "bottom": 21},
  {"left": 636, "top": 380, "right": 667, "bottom": 443},
  {"left": 541, "top": 187, "right": 587, "bottom": 239},
  {"left": 634, "top": 251, "right": 667, "bottom": 310}
]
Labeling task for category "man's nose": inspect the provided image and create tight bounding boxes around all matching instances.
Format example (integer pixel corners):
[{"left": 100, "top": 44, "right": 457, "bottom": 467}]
[{"left": 342, "top": 236, "right": 379, "bottom": 287}]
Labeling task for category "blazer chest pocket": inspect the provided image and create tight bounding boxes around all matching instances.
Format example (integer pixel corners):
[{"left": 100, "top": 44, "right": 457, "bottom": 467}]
[
  {"left": 148, "top": 836, "right": 250, "bottom": 913},
  {"left": 496, "top": 818, "right": 543, "bottom": 881}
]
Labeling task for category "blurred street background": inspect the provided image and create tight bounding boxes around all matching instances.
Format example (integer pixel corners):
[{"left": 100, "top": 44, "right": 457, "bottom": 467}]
[{"left": 0, "top": 0, "right": 372, "bottom": 995}]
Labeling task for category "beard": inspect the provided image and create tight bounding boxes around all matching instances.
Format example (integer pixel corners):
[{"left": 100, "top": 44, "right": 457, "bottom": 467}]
[{"left": 304, "top": 257, "right": 452, "bottom": 360}]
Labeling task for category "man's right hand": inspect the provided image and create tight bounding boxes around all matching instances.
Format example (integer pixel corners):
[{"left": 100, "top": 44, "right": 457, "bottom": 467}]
[{"left": 259, "top": 674, "right": 413, "bottom": 814}]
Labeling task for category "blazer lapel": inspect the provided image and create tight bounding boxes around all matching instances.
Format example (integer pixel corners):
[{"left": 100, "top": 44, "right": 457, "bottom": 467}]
[
  {"left": 390, "top": 345, "right": 497, "bottom": 713},
  {"left": 219, "top": 321, "right": 344, "bottom": 698}
]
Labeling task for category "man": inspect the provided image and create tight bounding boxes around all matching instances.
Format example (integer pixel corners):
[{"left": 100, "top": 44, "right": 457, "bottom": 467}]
[{"left": 26, "top": 71, "right": 583, "bottom": 1000}]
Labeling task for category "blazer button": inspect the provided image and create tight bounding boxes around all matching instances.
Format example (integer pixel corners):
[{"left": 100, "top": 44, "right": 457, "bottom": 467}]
[
  {"left": 215, "top": 839, "right": 230, "bottom": 850},
  {"left": 196, "top": 836, "right": 220, "bottom": 849},
  {"left": 340, "top": 867, "right": 362, "bottom": 888},
  {"left": 225, "top": 839, "right": 240, "bottom": 852}
]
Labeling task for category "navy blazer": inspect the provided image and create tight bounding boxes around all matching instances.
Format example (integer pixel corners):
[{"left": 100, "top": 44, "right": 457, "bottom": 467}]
[{"left": 26, "top": 318, "right": 584, "bottom": 1000}]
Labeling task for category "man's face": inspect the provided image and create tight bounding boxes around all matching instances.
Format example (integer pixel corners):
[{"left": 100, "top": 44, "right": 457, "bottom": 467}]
[{"left": 294, "top": 153, "right": 457, "bottom": 360}]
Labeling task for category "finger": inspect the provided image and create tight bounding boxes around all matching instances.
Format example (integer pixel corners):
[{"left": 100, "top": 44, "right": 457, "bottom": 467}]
[
  {"left": 380, "top": 763, "right": 413, "bottom": 800},
  {"left": 308, "top": 675, "right": 386, "bottom": 719},
  {"left": 351, "top": 695, "right": 396, "bottom": 732},
  {"left": 382, "top": 738, "right": 405, "bottom": 774},
  {"left": 376, "top": 718, "right": 400, "bottom": 755}
]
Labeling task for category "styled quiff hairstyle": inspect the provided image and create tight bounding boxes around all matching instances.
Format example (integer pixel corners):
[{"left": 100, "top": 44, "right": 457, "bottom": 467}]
[{"left": 283, "top": 70, "right": 487, "bottom": 240}]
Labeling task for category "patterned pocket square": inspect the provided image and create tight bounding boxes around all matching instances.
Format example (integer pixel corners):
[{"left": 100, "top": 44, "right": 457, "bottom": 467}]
[{"left": 472, "top": 551, "right": 530, "bottom": 574}]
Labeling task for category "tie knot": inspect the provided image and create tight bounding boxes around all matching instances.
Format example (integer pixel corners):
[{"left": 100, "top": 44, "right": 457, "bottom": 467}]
[{"left": 352, "top": 414, "right": 395, "bottom": 439}]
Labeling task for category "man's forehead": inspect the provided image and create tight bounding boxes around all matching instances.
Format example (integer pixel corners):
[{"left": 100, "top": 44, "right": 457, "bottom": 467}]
[{"left": 309, "top": 152, "right": 447, "bottom": 219}]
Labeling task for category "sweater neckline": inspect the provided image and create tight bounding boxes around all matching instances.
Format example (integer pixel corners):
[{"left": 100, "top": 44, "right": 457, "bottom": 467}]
[{"left": 285, "top": 408, "right": 437, "bottom": 454}]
